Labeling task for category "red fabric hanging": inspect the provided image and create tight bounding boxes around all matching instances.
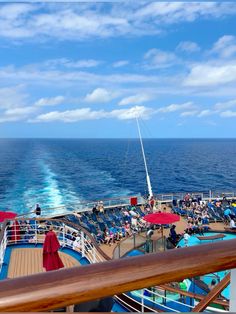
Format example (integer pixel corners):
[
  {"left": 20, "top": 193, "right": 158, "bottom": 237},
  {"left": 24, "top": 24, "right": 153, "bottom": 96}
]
[{"left": 43, "top": 230, "right": 64, "bottom": 271}]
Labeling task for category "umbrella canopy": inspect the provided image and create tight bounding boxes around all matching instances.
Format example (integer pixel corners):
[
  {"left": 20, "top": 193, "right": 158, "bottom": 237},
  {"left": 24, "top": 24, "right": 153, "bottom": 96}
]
[
  {"left": 143, "top": 212, "right": 180, "bottom": 225},
  {"left": 43, "top": 230, "right": 64, "bottom": 271},
  {"left": 0, "top": 211, "right": 17, "bottom": 223}
]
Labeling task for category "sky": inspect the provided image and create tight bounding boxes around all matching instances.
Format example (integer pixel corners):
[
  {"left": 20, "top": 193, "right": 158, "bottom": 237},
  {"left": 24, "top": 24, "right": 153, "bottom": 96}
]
[{"left": 0, "top": 1, "right": 236, "bottom": 138}]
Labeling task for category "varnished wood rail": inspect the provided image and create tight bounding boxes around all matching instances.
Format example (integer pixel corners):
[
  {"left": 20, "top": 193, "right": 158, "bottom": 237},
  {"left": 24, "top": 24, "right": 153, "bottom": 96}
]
[
  {"left": 193, "top": 272, "right": 230, "bottom": 312},
  {"left": 0, "top": 239, "right": 236, "bottom": 311},
  {"left": 159, "top": 284, "right": 229, "bottom": 307}
]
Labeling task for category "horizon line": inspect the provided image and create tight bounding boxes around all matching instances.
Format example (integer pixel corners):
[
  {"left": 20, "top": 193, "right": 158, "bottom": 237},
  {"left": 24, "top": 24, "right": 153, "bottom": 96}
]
[{"left": 0, "top": 137, "right": 236, "bottom": 140}]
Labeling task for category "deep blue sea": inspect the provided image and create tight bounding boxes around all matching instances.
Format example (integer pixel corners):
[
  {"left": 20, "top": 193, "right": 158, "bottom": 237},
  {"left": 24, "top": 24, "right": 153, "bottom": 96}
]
[{"left": 0, "top": 138, "right": 236, "bottom": 215}]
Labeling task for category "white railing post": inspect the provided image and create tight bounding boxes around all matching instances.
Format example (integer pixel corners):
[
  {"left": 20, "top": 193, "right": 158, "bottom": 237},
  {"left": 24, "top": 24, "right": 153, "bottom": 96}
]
[
  {"left": 141, "top": 289, "right": 144, "bottom": 312},
  {"left": 81, "top": 231, "right": 85, "bottom": 257},
  {"left": 92, "top": 248, "right": 96, "bottom": 263},
  {"left": 0, "top": 228, "right": 8, "bottom": 272},
  {"left": 230, "top": 269, "right": 236, "bottom": 311},
  {"left": 35, "top": 220, "right": 38, "bottom": 245},
  {"left": 62, "top": 223, "right": 65, "bottom": 247}
]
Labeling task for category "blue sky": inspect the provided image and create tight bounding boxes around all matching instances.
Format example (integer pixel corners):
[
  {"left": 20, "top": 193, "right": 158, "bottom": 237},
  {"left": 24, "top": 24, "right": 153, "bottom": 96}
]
[{"left": 0, "top": 2, "right": 236, "bottom": 138}]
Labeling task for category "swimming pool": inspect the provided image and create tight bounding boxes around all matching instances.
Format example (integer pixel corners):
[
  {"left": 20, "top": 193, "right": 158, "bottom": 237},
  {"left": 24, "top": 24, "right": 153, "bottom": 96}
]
[
  {"left": 178, "top": 232, "right": 236, "bottom": 300},
  {"left": 178, "top": 232, "right": 236, "bottom": 247}
]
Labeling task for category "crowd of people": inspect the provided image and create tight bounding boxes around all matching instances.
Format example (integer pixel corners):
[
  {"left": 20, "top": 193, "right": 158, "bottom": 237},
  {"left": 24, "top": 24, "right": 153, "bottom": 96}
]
[{"left": 89, "top": 204, "right": 151, "bottom": 246}]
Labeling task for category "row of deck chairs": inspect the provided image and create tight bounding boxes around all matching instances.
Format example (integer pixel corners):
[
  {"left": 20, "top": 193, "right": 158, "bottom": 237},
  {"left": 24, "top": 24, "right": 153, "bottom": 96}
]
[
  {"left": 65, "top": 206, "right": 146, "bottom": 243},
  {"left": 172, "top": 202, "right": 236, "bottom": 223}
]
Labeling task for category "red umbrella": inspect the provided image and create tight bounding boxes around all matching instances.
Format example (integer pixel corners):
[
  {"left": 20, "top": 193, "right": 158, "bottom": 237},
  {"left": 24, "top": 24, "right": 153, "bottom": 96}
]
[
  {"left": 43, "top": 229, "right": 64, "bottom": 272},
  {"left": 0, "top": 211, "right": 17, "bottom": 223},
  {"left": 143, "top": 212, "right": 180, "bottom": 225},
  {"left": 144, "top": 212, "right": 180, "bottom": 242}
]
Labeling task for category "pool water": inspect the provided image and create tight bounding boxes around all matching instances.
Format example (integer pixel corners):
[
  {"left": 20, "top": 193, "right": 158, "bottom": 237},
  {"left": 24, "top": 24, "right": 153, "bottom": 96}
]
[
  {"left": 178, "top": 232, "right": 236, "bottom": 300},
  {"left": 178, "top": 232, "right": 236, "bottom": 247}
]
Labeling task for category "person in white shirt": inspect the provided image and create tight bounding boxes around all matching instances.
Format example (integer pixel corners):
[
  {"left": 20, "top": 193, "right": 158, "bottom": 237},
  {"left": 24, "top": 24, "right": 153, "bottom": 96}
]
[
  {"left": 230, "top": 218, "right": 236, "bottom": 229},
  {"left": 183, "top": 231, "right": 191, "bottom": 247}
]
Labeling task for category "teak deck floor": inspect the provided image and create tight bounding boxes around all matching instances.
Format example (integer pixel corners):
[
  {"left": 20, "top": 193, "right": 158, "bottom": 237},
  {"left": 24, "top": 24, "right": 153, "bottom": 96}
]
[{"left": 8, "top": 248, "right": 80, "bottom": 278}]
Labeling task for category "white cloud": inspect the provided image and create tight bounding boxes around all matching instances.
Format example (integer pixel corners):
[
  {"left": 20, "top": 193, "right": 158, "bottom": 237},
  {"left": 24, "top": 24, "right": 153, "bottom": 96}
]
[
  {"left": 0, "top": 4, "right": 35, "bottom": 20},
  {"left": 0, "top": 106, "right": 36, "bottom": 123},
  {"left": 144, "top": 48, "right": 178, "bottom": 69},
  {"left": 184, "top": 62, "right": 236, "bottom": 87},
  {"left": 0, "top": 85, "right": 28, "bottom": 109},
  {"left": 84, "top": 88, "right": 116, "bottom": 103},
  {"left": 214, "top": 99, "right": 236, "bottom": 111},
  {"left": 211, "top": 35, "right": 236, "bottom": 58},
  {"left": 35, "top": 96, "right": 65, "bottom": 107},
  {"left": 134, "top": 2, "right": 236, "bottom": 24},
  {"left": 112, "top": 60, "right": 129, "bottom": 68},
  {"left": 110, "top": 105, "right": 154, "bottom": 120},
  {"left": 176, "top": 41, "right": 200, "bottom": 53},
  {"left": 180, "top": 110, "right": 198, "bottom": 117},
  {"left": 31, "top": 108, "right": 107, "bottom": 123},
  {"left": 119, "top": 94, "right": 151, "bottom": 106},
  {"left": 220, "top": 110, "right": 236, "bottom": 118},
  {"left": 156, "top": 102, "right": 194, "bottom": 113},
  {"left": 30, "top": 105, "right": 154, "bottom": 123},
  {"left": 45, "top": 58, "right": 101, "bottom": 69},
  {"left": 197, "top": 109, "right": 215, "bottom": 117},
  {"left": 0, "top": 2, "right": 235, "bottom": 41},
  {"left": 0, "top": 66, "right": 161, "bottom": 86}
]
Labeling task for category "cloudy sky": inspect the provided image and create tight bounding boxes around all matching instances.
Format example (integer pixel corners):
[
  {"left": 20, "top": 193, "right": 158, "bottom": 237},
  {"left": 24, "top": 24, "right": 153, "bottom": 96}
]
[{"left": 0, "top": 1, "right": 236, "bottom": 138}]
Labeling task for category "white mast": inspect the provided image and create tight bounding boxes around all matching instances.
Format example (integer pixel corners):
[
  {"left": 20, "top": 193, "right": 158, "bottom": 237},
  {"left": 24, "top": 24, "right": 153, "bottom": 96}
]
[{"left": 136, "top": 117, "right": 153, "bottom": 199}]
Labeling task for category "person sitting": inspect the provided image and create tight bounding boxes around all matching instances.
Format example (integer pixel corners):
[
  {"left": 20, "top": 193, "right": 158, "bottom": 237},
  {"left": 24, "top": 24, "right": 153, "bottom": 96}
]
[
  {"left": 104, "top": 228, "right": 113, "bottom": 245},
  {"left": 186, "top": 220, "right": 194, "bottom": 235},
  {"left": 169, "top": 225, "right": 180, "bottom": 245},
  {"left": 230, "top": 218, "right": 236, "bottom": 229},
  {"left": 197, "top": 217, "right": 204, "bottom": 235},
  {"left": 124, "top": 221, "right": 132, "bottom": 236},
  {"left": 224, "top": 207, "right": 232, "bottom": 224},
  {"left": 110, "top": 224, "right": 120, "bottom": 241}
]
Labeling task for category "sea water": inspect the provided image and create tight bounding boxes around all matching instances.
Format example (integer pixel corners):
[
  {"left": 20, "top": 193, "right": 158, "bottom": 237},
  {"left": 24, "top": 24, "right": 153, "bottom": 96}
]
[{"left": 0, "top": 138, "right": 235, "bottom": 215}]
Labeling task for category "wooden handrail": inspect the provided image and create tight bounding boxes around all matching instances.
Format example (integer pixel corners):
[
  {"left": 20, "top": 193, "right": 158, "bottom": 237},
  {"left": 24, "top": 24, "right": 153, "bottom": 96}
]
[
  {"left": 193, "top": 272, "right": 230, "bottom": 312},
  {"left": 0, "top": 239, "right": 236, "bottom": 311},
  {"left": 159, "top": 284, "right": 228, "bottom": 307}
]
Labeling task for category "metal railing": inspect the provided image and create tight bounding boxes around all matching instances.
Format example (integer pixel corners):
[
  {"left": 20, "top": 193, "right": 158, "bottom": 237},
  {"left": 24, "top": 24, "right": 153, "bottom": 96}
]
[
  {"left": 0, "top": 219, "right": 105, "bottom": 271},
  {"left": 156, "top": 191, "right": 236, "bottom": 203}
]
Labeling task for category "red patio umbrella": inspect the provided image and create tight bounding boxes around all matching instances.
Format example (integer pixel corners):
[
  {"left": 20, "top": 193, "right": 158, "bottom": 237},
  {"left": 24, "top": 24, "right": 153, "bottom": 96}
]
[
  {"left": 144, "top": 212, "right": 180, "bottom": 241},
  {"left": 0, "top": 211, "right": 17, "bottom": 223},
  {"left": 143, "top": 212, "right": 180, "bottom": 225},
  {"left": 43, "top": 229, "right": 64, "bottom": 272}
]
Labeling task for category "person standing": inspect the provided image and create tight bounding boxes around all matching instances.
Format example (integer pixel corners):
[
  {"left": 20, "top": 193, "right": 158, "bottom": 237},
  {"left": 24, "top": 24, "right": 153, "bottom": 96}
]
[
  {"left": 43, "top": 226, "right": 64, "bottom": 271},
  {"left": 183, "top": 231, "right": 190, "bottom": 247},
  {"left": 35, "top": 204, "right": 41, "bottom": 216}
]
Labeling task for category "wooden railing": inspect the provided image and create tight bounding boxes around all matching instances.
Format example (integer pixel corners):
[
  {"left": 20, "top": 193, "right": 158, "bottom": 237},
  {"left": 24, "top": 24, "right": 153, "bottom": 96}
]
[
  {"left": 160, "top": 284, "right": 229, "bottom": 308},
  {"left": 0, "top": 239, "right": 236, "bottom": 311},
  {"left": 193, "top": 273, "right": 230, "bottom": 312}
]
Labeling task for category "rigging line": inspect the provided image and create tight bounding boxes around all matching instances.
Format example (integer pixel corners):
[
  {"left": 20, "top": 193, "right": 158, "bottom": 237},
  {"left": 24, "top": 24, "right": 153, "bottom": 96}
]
[
  {"left": 138, "top": 117, "right": 155, "bottom": 175},
  {"left": 136, "top": 117, "right": 153, "bottom": 199}
]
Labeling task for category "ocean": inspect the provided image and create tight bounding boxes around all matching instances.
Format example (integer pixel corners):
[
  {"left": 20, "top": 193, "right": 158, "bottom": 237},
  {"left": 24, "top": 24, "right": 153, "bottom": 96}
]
[{"left": 0, "top": 138, "right": 235, "bottom": 215}]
